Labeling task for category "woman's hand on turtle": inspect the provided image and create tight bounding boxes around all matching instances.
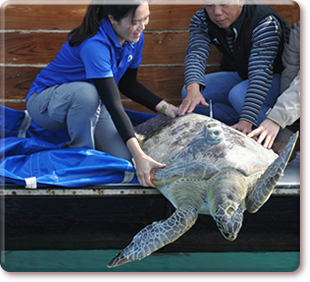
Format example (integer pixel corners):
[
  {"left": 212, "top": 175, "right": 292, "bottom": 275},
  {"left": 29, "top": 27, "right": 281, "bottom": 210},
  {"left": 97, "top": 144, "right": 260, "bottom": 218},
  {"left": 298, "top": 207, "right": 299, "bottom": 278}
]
[
  {"left": 165, "top": 104, "right": 179, "bottom": 118},
  {"left": 126, "top": 137, "right": 166, "bottom": 187},
  {"left": 155, "top": 101, "right": 179, "bottom": 118},
  {"left": 133, "top": 153, "right": 166, "bottom": 187}
]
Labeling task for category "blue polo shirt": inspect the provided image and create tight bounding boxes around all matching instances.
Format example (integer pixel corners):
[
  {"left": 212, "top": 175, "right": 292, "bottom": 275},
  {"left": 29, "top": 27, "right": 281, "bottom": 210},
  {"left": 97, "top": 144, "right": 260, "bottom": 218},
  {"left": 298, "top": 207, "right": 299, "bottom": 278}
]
[{"left": 26, "top": 18, "right": 144, "bottom": 99}]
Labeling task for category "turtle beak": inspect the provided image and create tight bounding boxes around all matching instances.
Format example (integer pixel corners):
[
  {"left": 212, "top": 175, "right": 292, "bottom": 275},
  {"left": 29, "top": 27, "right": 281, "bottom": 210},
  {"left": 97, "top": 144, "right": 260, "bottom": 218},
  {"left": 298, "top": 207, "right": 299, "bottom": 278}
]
[
  {"left": 217, "top": 222, "right": 239, "bottom": 241},
  {"left": 222, "top": 230, "right": 238, "bottom": 241}
]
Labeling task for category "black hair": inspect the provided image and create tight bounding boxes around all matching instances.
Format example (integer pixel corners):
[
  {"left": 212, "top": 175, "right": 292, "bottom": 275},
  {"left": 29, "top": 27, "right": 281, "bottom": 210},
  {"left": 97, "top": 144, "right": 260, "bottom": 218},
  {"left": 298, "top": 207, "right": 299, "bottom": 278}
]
[{"left": 68, "top": 4, "right": 141, "bottom": 47}]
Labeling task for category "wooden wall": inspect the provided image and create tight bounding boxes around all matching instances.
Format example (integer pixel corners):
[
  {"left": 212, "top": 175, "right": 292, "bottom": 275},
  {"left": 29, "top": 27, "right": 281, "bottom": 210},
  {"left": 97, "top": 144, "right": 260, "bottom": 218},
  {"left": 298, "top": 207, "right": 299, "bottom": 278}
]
[{"left": 0, "top": 3, "right": 300, "bottom": 113}]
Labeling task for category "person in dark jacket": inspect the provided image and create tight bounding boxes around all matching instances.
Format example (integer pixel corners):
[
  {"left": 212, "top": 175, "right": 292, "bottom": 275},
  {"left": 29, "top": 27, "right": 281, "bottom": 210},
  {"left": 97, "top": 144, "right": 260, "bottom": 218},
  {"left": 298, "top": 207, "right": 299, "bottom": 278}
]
[{"left": 179, "top": 0, "right": 289, "bottom": 135}]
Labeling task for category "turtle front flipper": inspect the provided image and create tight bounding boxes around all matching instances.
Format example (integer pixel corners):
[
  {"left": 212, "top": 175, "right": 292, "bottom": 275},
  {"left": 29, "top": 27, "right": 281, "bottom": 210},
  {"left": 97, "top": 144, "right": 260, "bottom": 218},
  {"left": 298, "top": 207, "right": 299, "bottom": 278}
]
[
  {"left": 107, "top": 200, "right": 199, "bottom": 268},
  {"left": 246, "top": 132, "right": 298, "bottom": 213}
]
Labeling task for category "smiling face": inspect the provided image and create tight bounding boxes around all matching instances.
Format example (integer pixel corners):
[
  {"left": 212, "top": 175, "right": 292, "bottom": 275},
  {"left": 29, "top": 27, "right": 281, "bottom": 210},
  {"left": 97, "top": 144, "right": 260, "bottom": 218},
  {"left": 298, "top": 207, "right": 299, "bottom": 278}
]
[
  {"left": 109, "top": 1, "right": 150, "bottom": 46},
  {"left": 204, "top": 0, "right": 244, "bottom": 33}
]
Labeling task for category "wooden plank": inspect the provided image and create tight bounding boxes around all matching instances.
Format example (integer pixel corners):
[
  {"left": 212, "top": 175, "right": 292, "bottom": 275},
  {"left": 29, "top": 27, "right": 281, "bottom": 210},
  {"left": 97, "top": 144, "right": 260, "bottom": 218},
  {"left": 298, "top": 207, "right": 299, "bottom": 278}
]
[
  {"left": 2, "top": 67, "right": 40, "bottom": 99},
  {"left": 2, "top": 65, "right": 185, "bottom": 112},
  {"left": 3, "top": 5, "right": 87, "bottom": 31},
  {"left": 147, "top": 5, "right": 200, "bottom": 30},
  {"left": 2, "top": 66, "right": 185, "bottom": 100},
  {"left": 144, "top": 35, "right": 221, "bottom": 65},
  {"left": 2, "top": 33, "right": 68, "bottom": 65},
  {"left": 0, "top": 101, "right": 26, "bottom": 111},
  {"left": 2, "top": 4, "right": 299, "bottom": 31},
  {"left": 3, "top": 5, "right": 200, "bottom": 31},
  {"left": 2, "top": 66, "right": 183, "bottom": 100},
  {"left": 136, "top": 64, "right": 221, "bottom": 98},
  {"left": 128, "top": 65, "right": 185, "bottom": 100},
  {"left": 268, "top": 3, "right": 300, "bottom": 25},
  {"left": 1, "top": 32, "right": 188, "bottom": 65},
  {"left": 2, "top": 64, "right": 222, "bottom": 102},
  {"left": 2, "top": 32, "right": 222, "bottom": 65},
  {"left": 142, "top": 32, "right": 189, "bottom": 65}
]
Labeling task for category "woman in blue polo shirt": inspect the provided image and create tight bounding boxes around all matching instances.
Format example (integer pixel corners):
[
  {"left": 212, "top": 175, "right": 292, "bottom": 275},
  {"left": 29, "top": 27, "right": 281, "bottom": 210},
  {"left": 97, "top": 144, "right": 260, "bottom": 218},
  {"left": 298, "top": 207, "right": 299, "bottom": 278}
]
[{"left": 26, "top": 1, "right": 178, "bottom": 187}]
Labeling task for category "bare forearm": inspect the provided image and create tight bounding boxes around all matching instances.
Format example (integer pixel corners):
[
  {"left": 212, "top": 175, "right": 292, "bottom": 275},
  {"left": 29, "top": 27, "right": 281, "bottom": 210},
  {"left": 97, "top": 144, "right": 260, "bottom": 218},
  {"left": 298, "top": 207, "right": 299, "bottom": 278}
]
[{"left": 126, "top": 137, "right": 166, "bottom": 187}]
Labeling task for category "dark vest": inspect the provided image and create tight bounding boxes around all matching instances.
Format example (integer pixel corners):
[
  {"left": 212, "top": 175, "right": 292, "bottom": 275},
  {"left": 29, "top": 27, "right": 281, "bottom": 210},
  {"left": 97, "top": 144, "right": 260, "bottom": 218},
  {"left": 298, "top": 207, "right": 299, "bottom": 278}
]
[{"left": 205, "top": 0, "right": 290, "bottom": 79}]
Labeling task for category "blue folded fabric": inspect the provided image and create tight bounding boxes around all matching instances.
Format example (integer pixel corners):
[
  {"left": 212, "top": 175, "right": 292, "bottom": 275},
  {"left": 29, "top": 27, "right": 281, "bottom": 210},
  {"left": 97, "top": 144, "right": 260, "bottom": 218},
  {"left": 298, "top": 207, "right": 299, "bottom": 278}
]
[{"left": 0, "top": 105, "right": 155, "bottom": 187}]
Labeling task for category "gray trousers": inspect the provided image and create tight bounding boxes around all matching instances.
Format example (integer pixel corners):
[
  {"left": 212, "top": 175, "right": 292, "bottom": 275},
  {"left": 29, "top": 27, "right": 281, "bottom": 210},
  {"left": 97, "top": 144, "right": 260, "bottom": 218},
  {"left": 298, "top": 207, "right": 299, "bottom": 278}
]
[{"left": 26, "top": 82, "right": 132, "bottom": 160}]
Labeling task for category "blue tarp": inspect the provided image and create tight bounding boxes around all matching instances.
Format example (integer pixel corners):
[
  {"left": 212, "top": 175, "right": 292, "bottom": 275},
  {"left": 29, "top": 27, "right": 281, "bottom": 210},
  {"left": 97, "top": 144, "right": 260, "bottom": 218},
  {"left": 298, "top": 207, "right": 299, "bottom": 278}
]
[{"left": 0, "top": 105, "right": 156, "bottom": 187}]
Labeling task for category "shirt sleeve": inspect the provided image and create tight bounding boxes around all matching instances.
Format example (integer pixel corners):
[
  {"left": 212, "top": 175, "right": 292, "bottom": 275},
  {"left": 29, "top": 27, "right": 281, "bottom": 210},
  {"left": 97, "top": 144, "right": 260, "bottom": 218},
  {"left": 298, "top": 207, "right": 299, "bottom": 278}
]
[
  {"left": 184, "top": 9, "right": 211, "bottom": 89},
  {"left": 80, "top": 40, "right": 114, "bottom": 79},
  {"left": 240, "top": 16, "right": 282, "bottom": 126},
  {"left": 267, "top": 71, "right": 300, "bottom": 128},
  {"left": 118, "top": 68, "right": 163, "bottom": 112},
  {"left": 267, "top": 22, "right": 300, "bottom": 128},
  {"left": 93, "top": 77, "right": 136, "bottom": 144},
  {"left": 280, "top": 22, "right": 300, "bottom": 93}
]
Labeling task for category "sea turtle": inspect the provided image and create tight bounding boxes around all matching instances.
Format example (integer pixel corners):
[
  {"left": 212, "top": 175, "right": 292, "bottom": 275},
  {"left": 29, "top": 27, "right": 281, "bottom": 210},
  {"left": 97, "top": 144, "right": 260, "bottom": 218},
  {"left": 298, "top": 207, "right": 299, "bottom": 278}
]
[{"left": 107, "top": 113, "right": 298, "bottom": 268}]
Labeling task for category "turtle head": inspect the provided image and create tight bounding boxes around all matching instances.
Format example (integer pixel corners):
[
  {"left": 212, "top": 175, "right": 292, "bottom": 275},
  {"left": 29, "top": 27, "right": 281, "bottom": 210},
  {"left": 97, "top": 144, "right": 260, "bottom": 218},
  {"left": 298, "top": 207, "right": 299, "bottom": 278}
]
[
  {"left": 208, "top": 170, "right": 247, "bottom": 241},
  {"left": 212, "top": 201, "right": 243, "bottom": 241}
]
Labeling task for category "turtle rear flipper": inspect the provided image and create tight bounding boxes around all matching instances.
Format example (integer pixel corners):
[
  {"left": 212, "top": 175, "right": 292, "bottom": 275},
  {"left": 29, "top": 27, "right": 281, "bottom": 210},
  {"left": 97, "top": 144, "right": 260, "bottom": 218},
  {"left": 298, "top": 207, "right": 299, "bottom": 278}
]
[
  {"left": 107, "top": 200, "right": 199, "bottom": 268},
  {"left": 246, "top": 132, "right": 299, "bottom": 213}
]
